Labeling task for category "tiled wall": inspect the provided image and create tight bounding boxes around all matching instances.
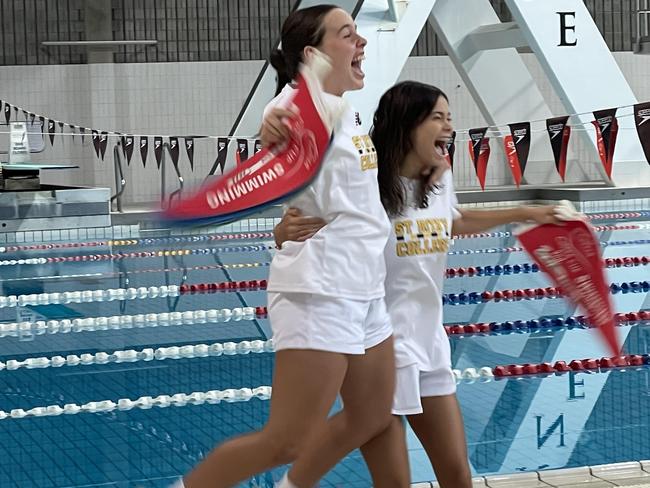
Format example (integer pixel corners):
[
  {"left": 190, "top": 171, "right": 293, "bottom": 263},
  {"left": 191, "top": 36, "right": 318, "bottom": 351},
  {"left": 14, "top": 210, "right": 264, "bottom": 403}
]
[{"left": 1, "top": 53, "right": 650, "bottom": 207}]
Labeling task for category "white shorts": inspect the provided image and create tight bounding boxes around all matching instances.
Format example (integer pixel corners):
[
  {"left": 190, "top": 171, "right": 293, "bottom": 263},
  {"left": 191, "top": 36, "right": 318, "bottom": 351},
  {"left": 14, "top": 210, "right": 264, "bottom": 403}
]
[
  {"left": 268, "top": 292, "right": 393, "bottom": 354},
  {"left": 392, "top": 363, "right": 457, "bottom": 416}
]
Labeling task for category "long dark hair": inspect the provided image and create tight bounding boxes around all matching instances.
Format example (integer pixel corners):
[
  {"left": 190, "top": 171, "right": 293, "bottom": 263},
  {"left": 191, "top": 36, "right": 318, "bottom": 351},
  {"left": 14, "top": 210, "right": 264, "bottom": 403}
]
[
  {"left": 371, "top": 81, "right": 449, "bottom": 216},
  {"left": 269, "top": 5, "right": 338, "bottom": 95}
]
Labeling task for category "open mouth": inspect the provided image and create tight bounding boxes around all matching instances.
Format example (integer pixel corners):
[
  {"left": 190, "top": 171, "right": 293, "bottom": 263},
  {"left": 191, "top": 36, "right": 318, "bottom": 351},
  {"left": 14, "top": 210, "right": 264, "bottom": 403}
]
[
  {"left": 434, "top": 139, "right": 449, "bottom": 158},
  {"left": 351, "top": 54, "right": 365, "bottom": 78}
]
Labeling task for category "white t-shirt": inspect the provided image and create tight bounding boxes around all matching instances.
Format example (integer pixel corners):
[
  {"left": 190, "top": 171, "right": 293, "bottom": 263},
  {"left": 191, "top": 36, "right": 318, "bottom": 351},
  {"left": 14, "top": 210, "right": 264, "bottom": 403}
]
[
  {"left": 267, "top": 85, "right": 391, "bottom": 300},
  {"left": 384, "top": 169, "right": 460, "bottom": 369}
]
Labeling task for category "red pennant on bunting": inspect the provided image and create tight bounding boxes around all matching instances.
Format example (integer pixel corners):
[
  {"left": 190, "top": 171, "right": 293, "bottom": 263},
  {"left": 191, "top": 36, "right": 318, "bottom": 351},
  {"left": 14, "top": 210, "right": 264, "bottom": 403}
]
[
  {"left": 468, "top": 128, "right": 490, "bottom": 190},
  {"left": 507, "top": 122, "right": 531, "bottom": 186},
  {"left": 236, "top": 139, "right": 249, "bottom": 165},
  {"left": 503, "top": 135, "right": 523, "bottom": 187},
  {"left": 517, "top": 220, "right": 619, "bottom": 357},
  {"left": 163, "top": 58, "right": 342, "bottom": 226},
  {"left": 592, "top": 108, "right": 618, "bottom": 178}
]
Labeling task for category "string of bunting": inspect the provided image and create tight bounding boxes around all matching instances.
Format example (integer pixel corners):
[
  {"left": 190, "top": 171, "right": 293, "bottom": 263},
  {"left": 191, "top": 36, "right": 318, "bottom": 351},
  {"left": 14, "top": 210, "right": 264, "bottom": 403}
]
[
  {"left": 445, "top": 101, "right": 650, "bottom": 189},
  {"left": 0, "top": 99, "right": 264, "bottom": 174},
  {"left": 2, "top": 99, "right": 649, "bottom": 188}
]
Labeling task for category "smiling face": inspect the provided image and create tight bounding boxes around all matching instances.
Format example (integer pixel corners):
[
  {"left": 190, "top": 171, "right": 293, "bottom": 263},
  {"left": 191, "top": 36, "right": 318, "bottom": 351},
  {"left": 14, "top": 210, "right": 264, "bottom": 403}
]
[
  {"left": 406, "top": 95, "right": 454, "bottom": 177},
  {"left": 307, "top": 8, "right": 367, "bottom": 96}
]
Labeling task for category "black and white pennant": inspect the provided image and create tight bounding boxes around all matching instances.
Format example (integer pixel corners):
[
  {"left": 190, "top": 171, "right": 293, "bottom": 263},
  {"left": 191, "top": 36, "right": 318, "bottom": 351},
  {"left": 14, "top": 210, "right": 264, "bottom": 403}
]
[
  {"left": 139, "top": 137, "right": 149, "bottom": 167},
  {"left": 99, "top": 131, "right": 109, "bottom": 160},
  {"left": 154, "top": 136, "right": 163, "bottom": 168},
  {"left": 48, "top": 119, "right": 56, "bottom": 145},
  {"left": 184, "top": 137, "right": 194, "bottom": 171},
  {"left": 92, "top": 130, "right": 100, "bottom": 157},
  {"left": 169, "top": 137, "right": 180, "bottom": 167},
  {"left": 124, "top": 135, "right": 135, "bottom": 165}
]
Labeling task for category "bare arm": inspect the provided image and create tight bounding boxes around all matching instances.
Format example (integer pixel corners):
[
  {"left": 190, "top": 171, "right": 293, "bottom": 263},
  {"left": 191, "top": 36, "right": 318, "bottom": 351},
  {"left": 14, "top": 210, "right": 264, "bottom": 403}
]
[
  {"left": 273, "top": 208, "right": 327, "bottom": 249},
  {"left": 452, "top": 205, "right": 563, "bottom": 236}
]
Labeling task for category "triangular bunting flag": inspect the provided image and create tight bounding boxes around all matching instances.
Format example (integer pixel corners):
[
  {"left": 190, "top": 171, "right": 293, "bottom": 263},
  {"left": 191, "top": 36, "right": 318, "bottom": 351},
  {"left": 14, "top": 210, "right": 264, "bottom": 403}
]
[
  {"left": 592, "top": 108, "right": 618, "bottom": 178},
  {"left": 633, "top": 102, "right": 650, "bottom": 166},
  {"left": 546, "top": 116, "right": 571, "bottom": 181},
  {"left": 140, "top": 137, "right": 149, "bottom": 167},
  {"left": 185, "top": 137, "right": 195, "bottom": 170},
  {"left": 154, "top": 136, "right": 163, "bottom": 169}
]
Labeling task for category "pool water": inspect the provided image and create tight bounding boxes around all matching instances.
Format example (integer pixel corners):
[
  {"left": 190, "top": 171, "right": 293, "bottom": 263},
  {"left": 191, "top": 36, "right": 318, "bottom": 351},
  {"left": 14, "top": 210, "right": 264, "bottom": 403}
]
[{"left": 0, "top": 211, "right": 648, "bottom": 487}]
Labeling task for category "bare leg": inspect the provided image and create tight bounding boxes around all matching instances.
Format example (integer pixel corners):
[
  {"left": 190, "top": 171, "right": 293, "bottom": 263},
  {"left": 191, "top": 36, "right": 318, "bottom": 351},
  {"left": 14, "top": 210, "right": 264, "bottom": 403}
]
[
  {"left": 286, "top": 336, "right": 396, "bottom": 487},
  {"left": 407, "top": 394, "right": 472, "bottom": 488},
  {"left": 358, "top": 415, "right": 410, "bottom": 487},
  {"left": 183, "top": 349, "right": 348, "bottom": 488}
]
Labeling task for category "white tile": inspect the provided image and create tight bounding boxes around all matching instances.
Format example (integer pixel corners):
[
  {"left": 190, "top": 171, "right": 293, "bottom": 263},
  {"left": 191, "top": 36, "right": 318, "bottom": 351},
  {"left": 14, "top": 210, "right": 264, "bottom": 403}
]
[
  {"left": 538, "top": 467, "right": 613, "bottom": 487},
  {"left": 485, "top": 472, "right": 550, "bottom": 487},
  {"left": 590, "top": 462, "right": 650, "bottom": 485}
]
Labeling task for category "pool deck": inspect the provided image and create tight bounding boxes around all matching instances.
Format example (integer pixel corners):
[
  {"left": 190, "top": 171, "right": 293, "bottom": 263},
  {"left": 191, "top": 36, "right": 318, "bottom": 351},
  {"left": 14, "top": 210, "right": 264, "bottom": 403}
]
[{"left": 412, "top": 461, "right": 650, "bottom": 487}]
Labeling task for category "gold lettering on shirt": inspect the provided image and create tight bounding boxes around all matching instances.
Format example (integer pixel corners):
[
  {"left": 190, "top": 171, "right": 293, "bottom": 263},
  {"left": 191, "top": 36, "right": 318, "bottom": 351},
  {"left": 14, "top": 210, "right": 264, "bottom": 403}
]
[
  {"left": 394, "top": 217, "right": 450, "bottom": 257},
  {"left": 353, "top": 135, "right": 378, "bottom": 171}
]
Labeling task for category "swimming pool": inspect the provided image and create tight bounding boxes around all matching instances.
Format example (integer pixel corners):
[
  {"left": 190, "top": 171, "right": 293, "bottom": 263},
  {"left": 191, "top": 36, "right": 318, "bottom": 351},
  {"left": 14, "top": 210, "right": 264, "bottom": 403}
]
[{"left": 0, "top": 210, "right": 648, "bottom": 487}]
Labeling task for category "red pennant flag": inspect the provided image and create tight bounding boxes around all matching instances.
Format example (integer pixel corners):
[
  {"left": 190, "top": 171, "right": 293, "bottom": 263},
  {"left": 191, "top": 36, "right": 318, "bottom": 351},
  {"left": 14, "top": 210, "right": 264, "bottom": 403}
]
[
  {"left": 506, "top": 122, "right": 531, "bottom": 186},
  {"left": 634, "top": 101, "right": 650, "bottom": 166},
  {"left": 503, "top": 135, "right": 523, "bottom": 187},
  {"left": 517, "top": 220, "right": 619, "bottom": 357},
  {"left": 592, "top": 108, "right": 618, "bottom": 178},
  {"left": 546, "top": 116, "right": 571, "bottom": 181},
  {"left": 236, "top": 139, "right": 249, "bottom": 165},
  {"left": 468, "top": 128, "right": 490, "bottom": 190},
  {"left": 163, "top": 54, "right": 344, "bottom": 226}
]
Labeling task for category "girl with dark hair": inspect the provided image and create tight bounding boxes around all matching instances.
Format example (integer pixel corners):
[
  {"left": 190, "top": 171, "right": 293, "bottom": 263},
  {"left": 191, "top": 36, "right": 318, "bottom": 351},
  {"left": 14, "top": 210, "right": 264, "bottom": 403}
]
[
  {"left": 274, "top": 81, "right": 564, "bottom": 487},
  {"left": 174, "top": 6, "right": 397, "bottom": 488}
]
